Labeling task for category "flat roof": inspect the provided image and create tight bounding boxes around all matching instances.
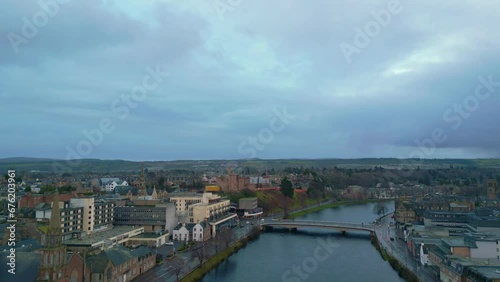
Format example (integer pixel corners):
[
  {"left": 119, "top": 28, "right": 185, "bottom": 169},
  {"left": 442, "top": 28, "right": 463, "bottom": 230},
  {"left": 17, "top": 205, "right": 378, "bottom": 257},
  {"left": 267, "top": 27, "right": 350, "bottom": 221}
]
[
  {"left": 63, "top": 226, "right": 143, "bottom": 246},
  {"left": 131, "top": 232, "right": 168, "bottom": 239},
  {"left": 470, "top": 266, "right": 500, "bottom": 279}
]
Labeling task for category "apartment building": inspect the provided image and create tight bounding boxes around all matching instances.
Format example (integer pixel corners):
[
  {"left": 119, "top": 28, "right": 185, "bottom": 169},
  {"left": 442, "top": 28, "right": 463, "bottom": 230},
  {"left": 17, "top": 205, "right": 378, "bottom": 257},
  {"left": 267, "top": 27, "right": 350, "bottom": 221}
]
[
  {"left": 34, "top": 201, "right": 84, "bottom": 240},
  {"left": 94, "top": 199, "right": 115, "bottom": 232},
  {"left": 69, "top": 198, "right": 116, "bottom": 235},
  {"left": 114, "top": 203, "right": 177, "bottom": 233}
]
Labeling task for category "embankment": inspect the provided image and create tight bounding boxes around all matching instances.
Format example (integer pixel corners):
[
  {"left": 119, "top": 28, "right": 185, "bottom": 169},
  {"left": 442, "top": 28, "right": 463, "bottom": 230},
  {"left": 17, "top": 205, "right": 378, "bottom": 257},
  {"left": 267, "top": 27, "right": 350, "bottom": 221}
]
[
  {"left": 180, "top": 229, "right": 261, "bottom": 282},
  {"left": 371, "top": 236, "right": 420, "bottom": 282}
]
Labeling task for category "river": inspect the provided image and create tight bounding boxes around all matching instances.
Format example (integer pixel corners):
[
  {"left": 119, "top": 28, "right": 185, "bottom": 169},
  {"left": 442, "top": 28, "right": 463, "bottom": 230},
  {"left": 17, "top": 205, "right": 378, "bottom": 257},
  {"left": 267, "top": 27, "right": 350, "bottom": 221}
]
[{"left": 202, "top": 201, "right": 404, "bottom": 282}]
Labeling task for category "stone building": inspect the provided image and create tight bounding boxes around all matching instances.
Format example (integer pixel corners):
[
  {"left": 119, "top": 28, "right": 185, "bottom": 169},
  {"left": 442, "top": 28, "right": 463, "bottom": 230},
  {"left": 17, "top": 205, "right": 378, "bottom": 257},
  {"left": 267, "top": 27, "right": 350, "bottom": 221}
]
[
  {"left": 86, "top": 245, "right": 155, "bottom": 282},
  {"left": 36, "top": 191, "right": 89, "bottom": 282}
]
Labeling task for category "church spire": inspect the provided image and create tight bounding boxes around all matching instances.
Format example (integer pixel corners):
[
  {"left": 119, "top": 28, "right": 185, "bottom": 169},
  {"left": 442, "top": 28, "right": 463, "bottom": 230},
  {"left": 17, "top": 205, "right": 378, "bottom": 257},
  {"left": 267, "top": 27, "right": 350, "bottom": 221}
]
[
  {"left": 47, "top": 189, "right": 62, "bottom": 247},
  {"left": 139, "top": 161, "right": 146, "bottom": 196},
  {"left": 152, "top": 185, "right": 158, "bottom": 199}
]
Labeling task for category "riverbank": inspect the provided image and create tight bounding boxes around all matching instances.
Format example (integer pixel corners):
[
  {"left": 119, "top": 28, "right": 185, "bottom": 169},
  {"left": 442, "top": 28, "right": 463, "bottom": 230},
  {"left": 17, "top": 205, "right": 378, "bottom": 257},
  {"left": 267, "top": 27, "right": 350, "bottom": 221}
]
[
  {"left": 180, "top": 229, "right": 261, "bottom": 282},
  {"left": 287, "top": 198, "right": 393, "bottom": 219},
  {"left": 371, "top": 234, "right": 420, "bottom": 282},
  {"left": 181, "top": 198, "right": 393, "bottom": 281}
]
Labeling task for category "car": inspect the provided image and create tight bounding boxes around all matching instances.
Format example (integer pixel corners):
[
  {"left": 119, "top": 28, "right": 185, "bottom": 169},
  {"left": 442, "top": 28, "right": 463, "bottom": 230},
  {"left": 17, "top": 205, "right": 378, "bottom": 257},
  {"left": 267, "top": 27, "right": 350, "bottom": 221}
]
[
  {"left": 390, "top": 237, "right": 394, "bottom": 241},
  {"left": 165, "top": 241, "right": 174, "bottom": 246},
  {"left": 246, "top": 221, "right": 250, "bottom": 224}
]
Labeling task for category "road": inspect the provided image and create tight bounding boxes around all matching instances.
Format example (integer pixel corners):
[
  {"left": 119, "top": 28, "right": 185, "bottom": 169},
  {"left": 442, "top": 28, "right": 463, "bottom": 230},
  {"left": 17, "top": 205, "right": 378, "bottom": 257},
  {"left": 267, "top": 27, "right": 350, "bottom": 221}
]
[
  {"left": 375, "top": 215, "right": 438, "bottom": 282},
  {"left": 132, "top": 219, "right": 260, "bottom": 282}
]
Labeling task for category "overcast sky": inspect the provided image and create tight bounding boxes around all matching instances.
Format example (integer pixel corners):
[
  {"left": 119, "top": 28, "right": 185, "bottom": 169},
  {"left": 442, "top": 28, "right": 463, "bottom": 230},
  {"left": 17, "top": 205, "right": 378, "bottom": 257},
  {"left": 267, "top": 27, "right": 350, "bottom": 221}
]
[{"left": 1, "top": 0, "right": 500, "bottom": 161}]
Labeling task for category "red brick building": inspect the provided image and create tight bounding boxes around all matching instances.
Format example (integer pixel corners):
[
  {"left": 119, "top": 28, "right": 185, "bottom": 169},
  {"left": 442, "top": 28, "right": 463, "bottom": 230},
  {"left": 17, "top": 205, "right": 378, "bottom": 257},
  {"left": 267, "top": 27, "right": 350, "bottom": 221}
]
[{"left": 19, "top": 193, "right": 77, "bottom": 208}]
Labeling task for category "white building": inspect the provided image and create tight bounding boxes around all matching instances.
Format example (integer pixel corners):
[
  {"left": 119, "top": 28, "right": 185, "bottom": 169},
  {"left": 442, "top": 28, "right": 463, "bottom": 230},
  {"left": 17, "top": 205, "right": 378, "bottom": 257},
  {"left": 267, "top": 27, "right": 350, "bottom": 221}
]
[
  {"left": 420, "top": 243, "right": 430, "bottom": 266},
  {"left": 172, "top": 222, "right": 210, "bottom": 242},
  {"left": 192, "top": 222, "right": 209, "bottom": 242},
  {"left": 172, "top": 223, "right": 191, "bottom": 242},
  {"left": 100, "top": 178, "right": 128, "bottom": 192}
]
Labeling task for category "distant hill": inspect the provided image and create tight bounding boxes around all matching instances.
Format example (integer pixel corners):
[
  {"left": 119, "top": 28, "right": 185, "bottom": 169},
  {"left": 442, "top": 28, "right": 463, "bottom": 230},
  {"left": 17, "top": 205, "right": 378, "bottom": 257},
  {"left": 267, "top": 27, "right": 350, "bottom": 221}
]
[
  {"left": 0, "top": 157, "right": 56, "bottom": 163},
  {"left": 0, "top": 157, "right": 499, "bottom": 174}
]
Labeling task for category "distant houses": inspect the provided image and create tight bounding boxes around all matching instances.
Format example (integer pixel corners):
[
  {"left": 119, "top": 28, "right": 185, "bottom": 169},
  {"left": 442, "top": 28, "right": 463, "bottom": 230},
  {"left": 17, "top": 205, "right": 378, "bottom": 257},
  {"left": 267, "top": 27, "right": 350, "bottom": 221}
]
[{"left": 99, "top": 178, "right": 128, "bottom": 192}]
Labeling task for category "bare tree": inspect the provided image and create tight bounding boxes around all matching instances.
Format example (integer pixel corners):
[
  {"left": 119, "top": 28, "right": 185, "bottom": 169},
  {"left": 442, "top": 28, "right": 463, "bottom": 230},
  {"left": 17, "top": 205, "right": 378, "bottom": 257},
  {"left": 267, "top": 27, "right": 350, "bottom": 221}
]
[
  {"left": 191, "top": 243, "right": 211, "bottom": 265},
  {"left": 212, "top": 234, "right": 222, "bottom": 254},
  {"left": 170, "top": 256, "right": 185, "bottom": 282},
  {"left": 274, "top": 194, "right": 293, "bottom": 217},
  {"left": 219, "top": 228, "right": 235, "bottom": 248}
]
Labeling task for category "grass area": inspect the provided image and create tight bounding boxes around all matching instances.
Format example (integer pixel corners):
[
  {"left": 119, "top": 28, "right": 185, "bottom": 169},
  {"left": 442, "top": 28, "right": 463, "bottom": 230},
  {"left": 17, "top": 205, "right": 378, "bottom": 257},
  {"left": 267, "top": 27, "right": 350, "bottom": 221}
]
[{"left": 287, "top": 198, "right": 391, "bottom": 219}]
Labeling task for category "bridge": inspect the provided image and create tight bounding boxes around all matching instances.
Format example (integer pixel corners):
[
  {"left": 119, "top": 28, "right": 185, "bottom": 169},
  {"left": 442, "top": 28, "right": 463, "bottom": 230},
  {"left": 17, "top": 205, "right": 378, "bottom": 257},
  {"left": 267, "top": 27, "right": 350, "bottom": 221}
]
[{"left": 261, "top": 220, "right": 375, "bottom": 236}]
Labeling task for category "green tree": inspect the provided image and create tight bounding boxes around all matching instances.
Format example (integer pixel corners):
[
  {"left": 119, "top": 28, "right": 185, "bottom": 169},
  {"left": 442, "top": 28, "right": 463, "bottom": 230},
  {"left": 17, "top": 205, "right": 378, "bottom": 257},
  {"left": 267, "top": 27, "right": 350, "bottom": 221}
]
[
  {"left": 40, "top": 185, "right": 56, "bottom": 194},
  {"left": 308, "top": 177, "right": 325, "bottom": 205},
  {"left": 280, "top": 177, "right": 294, "bottom": 198},
  {"left": 373, "top": 202, "right": 388, "bottom": 220}
]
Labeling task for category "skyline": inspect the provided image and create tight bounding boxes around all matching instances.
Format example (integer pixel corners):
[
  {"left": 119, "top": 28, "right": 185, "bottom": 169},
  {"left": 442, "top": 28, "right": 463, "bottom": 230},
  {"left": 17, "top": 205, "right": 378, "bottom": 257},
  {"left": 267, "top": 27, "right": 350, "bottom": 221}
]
[{"left": 2, "top": 0, "right": 500, "bottom": 161}]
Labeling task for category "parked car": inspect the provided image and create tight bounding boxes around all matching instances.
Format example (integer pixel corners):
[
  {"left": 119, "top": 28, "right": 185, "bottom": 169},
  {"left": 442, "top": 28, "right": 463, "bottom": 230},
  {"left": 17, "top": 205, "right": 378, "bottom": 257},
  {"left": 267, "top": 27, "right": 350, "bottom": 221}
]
[{"left": 165, "top": 241, "right": 174, "bottom": 246}]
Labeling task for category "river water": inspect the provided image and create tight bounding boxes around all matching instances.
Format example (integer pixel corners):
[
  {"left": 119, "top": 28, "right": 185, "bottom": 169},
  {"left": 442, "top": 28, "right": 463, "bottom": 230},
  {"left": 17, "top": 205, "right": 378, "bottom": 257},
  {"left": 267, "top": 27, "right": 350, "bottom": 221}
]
[{"left": 202, "top": 201, "right": 404, "bottom": 282}]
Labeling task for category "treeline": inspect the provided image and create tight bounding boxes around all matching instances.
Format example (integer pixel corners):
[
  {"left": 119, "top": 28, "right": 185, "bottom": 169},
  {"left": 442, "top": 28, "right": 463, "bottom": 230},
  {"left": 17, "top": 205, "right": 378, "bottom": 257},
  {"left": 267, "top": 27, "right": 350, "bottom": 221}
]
[{"left": 283, "top": 166, "right": 500, "bottom": 189}]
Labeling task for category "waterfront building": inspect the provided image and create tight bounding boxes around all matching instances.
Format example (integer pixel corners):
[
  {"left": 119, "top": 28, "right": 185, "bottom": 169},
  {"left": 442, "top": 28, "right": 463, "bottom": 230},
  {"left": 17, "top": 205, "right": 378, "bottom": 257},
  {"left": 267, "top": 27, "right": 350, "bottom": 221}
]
[
  {"left": 239, "top": 197, "right": 258, "bottom": 210},
  {"left": 114, "top": 203, "right": 177, "bottom": 233},
  {"left": 63, "top": 226, "right": 144, "bottom": 253},
  {"left": 172, "top": 221, "right": 210, "bottom": 242}
]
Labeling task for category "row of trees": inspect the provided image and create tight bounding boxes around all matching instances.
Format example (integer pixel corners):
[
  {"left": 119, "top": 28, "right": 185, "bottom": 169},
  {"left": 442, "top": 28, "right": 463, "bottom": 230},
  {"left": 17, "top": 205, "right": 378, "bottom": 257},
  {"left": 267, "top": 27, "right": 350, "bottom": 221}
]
[
  {"left": 282, "top": 166, "right": 500, "bottom": 189},
  {"left": 169, "top": 227, "right": 241, "bottom": 281}
]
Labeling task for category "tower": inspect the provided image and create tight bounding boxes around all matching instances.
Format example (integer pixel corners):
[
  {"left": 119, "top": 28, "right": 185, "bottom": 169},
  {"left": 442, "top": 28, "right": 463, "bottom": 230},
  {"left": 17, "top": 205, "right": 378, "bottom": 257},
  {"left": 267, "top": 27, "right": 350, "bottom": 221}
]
[
  {"left": 38, "top": 190, "right": 67, "bottom": 281},
  {"left": 487, "top": 180, "right": 497, "bottom": 199},
  {"left": 139, "top": 162, "right": 146, "bottom": 196},
  {"left": 46, "top": 191, "right": 62, "bottom": 247},
  {"left": 152, "top": 185, "right": 158, "bottom": 200}
]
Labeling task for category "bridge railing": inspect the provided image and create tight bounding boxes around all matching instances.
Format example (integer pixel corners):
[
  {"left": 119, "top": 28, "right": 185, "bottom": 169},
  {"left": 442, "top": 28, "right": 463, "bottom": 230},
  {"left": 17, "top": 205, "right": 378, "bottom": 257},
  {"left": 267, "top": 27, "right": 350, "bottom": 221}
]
[{"left": 263, "top": 219, "right": 374, "bottom": 229}]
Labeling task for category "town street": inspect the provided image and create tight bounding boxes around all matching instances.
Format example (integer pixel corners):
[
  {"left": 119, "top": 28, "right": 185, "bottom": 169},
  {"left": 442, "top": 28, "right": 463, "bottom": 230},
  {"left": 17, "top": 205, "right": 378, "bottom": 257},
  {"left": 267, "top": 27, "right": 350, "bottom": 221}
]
[{"left": 375, "top": 214, "right": 438, "bottom": 282}]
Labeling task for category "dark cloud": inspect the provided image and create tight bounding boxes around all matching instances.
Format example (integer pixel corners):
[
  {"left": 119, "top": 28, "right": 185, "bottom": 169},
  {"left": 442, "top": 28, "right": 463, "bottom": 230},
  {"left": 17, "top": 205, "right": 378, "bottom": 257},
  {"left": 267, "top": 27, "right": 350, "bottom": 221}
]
[{"left": 1, "top": 0, "right": 500, "bottom": 160}]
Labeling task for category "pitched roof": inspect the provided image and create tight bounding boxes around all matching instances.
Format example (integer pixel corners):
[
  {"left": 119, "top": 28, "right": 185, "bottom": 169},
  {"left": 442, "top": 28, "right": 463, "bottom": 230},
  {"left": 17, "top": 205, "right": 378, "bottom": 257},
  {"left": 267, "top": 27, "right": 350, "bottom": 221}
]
[
  {"left": 173, "top": 223, "right": 196, "bottom": 231},
  {"left": 0, "top": 251, "right": 40, "bottom": 282},
  {"left": 86, "top": 245, "right": 153, "bottom": 273}
]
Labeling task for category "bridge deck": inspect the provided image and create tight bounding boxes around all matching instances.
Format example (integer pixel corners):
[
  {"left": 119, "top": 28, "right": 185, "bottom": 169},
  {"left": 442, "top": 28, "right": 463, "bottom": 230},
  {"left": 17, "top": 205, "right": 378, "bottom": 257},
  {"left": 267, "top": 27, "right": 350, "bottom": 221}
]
[{"left": 262, "top": 220, "right": 375, "bottom": 232}]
